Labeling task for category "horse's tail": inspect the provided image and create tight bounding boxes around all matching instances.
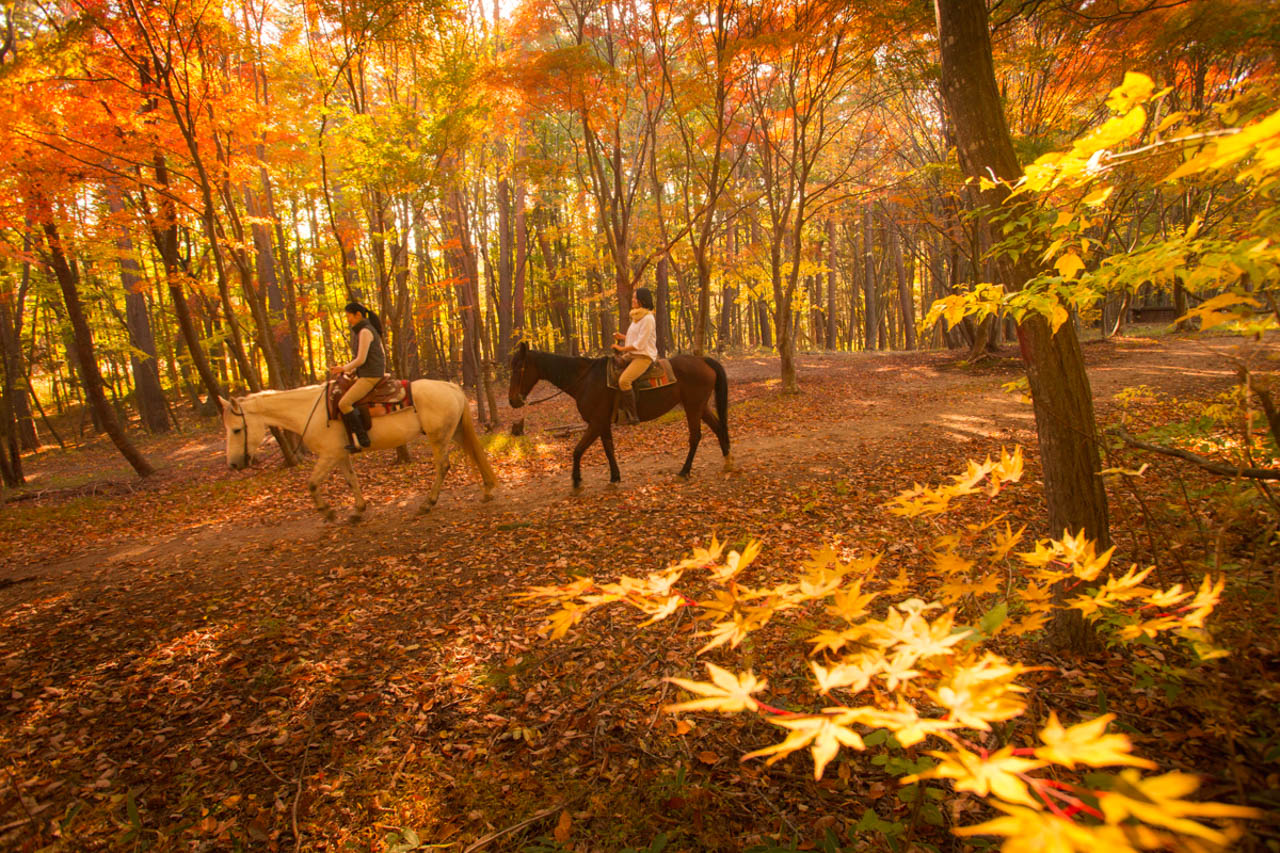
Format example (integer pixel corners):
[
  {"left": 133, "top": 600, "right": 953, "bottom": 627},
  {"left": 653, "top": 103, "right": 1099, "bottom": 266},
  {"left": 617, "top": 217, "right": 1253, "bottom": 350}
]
[
  {"left": 455, "top": 399, "right": 498, "bottom": 496},
  {"left": 703, "top": 356, "right": 729, "bottom": 435}
]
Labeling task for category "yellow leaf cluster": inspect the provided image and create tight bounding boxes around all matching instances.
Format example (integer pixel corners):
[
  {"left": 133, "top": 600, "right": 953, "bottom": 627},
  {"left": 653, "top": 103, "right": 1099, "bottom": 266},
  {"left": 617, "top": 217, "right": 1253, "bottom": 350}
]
[{"left": 521, "top": 447, "right": 1251, "bottom": 850}]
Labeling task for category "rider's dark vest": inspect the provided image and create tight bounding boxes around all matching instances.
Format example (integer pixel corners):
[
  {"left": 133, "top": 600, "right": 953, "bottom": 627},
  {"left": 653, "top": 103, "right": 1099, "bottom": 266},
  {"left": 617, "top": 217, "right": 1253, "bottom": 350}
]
[{"left": 351, "top": 318, "right": 386, "bottom": 378}]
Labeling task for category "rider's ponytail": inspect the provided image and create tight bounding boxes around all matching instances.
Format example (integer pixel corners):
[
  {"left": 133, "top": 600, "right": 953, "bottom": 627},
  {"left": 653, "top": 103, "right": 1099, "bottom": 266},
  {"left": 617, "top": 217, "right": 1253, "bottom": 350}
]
[{"left": 344, "top": 301, "right": 385, "bottom": 338}]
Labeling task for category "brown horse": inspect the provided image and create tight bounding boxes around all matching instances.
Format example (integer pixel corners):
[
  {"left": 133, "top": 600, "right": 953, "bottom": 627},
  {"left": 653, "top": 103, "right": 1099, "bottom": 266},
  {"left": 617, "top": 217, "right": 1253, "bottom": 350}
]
[{"left": 508, "top": 342, "right": 732, "bottom": 492}]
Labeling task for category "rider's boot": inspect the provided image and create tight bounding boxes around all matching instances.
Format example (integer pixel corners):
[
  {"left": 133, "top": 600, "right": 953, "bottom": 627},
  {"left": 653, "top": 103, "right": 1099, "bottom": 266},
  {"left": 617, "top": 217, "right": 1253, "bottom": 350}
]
[
  {"left": 617, "top": 388, "right": 640, "bottom": 425},
  {"left": 341, "top": 410, "right": 369, "bottom": 452}
]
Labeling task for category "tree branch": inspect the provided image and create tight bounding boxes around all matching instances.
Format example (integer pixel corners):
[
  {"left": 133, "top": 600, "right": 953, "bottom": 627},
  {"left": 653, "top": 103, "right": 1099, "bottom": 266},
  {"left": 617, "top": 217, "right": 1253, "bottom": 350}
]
[{"left": 1108, "top": 427, "right": 1280, "bottom": 480}]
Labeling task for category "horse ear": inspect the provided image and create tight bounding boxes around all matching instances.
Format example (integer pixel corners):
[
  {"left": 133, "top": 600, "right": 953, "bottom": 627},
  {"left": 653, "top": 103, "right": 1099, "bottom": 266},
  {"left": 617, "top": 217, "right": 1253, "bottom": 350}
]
[
  {"left": 518, "top": 340, "right": 528, "bottom": 354},
  {"left": 218, "top": 396, "right": 231, "bottom": 414}
]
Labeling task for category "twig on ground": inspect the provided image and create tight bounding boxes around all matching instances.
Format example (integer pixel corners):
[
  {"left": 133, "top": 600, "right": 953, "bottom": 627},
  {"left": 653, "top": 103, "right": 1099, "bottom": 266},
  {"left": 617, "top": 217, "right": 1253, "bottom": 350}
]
[
  {"left": 292, "top": 727, "right": 317, "bottom": 853},
  {"left": 462, "top": 785, "right": 593, "bottom": 853}
]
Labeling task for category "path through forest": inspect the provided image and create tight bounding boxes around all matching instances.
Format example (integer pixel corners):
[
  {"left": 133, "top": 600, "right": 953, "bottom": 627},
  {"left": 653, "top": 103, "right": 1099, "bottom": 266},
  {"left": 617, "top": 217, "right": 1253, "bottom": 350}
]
[{"left": 0, "top": 333, "right": 1249, "bottom": 850}]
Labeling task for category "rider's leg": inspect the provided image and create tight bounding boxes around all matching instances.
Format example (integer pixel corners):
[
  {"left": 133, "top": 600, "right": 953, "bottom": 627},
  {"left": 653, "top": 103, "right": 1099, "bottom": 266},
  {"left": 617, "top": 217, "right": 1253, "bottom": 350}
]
[
  {"left": 338, "top": 377, "right": 379, "bottom": 451},
  {"left": 617, "top": 357, "right": 651, "bottom": 425}
]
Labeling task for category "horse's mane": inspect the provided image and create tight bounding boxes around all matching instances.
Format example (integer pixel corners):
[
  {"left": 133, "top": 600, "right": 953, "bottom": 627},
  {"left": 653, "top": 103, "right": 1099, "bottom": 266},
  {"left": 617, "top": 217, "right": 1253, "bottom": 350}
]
[{"left": 530, "top": 350, "right": 605, "bottom": 388}]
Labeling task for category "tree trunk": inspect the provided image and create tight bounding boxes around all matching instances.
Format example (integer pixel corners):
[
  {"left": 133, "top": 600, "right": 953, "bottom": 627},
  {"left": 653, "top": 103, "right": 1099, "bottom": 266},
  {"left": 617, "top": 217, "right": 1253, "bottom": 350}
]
[
  {"left": 655, "top": 254, "right": 673, "bottom": 357},
  {"left": 105, "top": 183, "right": 170, "bottom": 433},
  {"left": 862, "top": 207, "right": 879, "bottom": 351},
  {"left": 936, "top": 0, "right": 1109, "bottom": 652},
  {"left": 38, "top": 213, "right": 153, "bottom": 477},
  {"left": 826, "top": 220, "right": 838, "bottom": 349},
  {"left": 894, "top": 221, "right": 917, "bottom": 350}
]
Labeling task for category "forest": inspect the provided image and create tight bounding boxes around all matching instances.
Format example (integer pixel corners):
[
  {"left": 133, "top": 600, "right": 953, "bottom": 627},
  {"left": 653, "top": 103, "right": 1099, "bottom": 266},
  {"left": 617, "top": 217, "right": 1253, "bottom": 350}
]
[{"left": 1, "top": 0, "right": 1279, "bottom": 849}]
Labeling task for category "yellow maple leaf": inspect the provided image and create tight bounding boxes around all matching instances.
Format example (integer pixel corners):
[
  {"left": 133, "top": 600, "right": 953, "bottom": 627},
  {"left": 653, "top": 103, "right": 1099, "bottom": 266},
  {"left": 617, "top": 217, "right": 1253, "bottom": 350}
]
[
  {"left": 709, "top": 540, "right": 761, "bottom": 582},
  {"left": 810, "top": 656, "right": 881, "bottom": 695},
  {"left": 910, "top": 745, "right": 1044, "bottom": 808},
  {"left": 1100, "top": 770, "right": 1261, "bottom": 844},
  {"left": 838, "top": 701, "right": 956, "bottom": 747},
  {"left": 665, "top": 663, "right": 766, "bottom": 714},
  {"left": 933, "top": 550, "right": 974, "bottom": 577},
  {"left": 990, "top": 522, "right": 1026, "bottom": 561},
  {"left": 1007, "top": 611, "right": 1050, "bottom": 636},
  {"left": 930, "top": 653, "right": 1031, "bottom": 730},
  {"left": 956, "top": 802, "right": 1139, "bottom": 852},
  {"left": 1035, "top": 713, "right": 1155, "bottom": 769},
  {"left": 743, "top": 714, "right": 866, "bottom": 779},
  {"left": 828, "top": 579, "right": 877, "bottom": 623},
  {"left": 883, "top": 565, "right": 912, "bottom": 597}
]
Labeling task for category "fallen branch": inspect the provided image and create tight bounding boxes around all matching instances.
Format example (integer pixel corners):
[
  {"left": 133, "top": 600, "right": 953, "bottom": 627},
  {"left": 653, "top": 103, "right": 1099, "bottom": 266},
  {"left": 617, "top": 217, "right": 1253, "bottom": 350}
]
[
  {"left": 462, "top": 785, "right": 592, "bottom": 853},
  {"left": 1108, "top": 427, "right": 1280, "bottom": 480}
]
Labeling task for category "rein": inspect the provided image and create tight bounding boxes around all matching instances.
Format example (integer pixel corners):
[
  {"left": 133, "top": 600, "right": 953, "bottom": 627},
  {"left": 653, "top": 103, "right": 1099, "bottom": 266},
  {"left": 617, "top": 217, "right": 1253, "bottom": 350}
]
[{"left": 516, "top": 352, "right": 592, "bottom": 406}]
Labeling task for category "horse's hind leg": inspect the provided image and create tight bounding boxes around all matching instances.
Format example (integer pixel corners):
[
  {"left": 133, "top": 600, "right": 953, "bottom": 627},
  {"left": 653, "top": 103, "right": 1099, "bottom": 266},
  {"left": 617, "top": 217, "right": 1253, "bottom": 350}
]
[
  {"left": 600, "top": 425, "right": 621, "bottom": 484},
  {"left": 336, "top": 454, "right": 368, "bottom": 521},
  {"left": 418, "top": 441, "right": 449, "bottom": 515},
  {"left": 571, "top": 422, "right": 603, "bottom": 494},
  {"left": 701, "top": 410, "right": 732, "bottom": 471},
  {"left": 679, "top": 407, "right": 703, "bottom": 478},
  {"left": 308, "top": 455, "right": 343, "bottom": 522}
]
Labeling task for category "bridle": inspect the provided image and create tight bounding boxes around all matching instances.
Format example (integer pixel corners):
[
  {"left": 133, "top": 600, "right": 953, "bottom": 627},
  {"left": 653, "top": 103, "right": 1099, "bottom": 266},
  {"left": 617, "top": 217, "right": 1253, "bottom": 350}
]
[
  {"left": 228, "top": 398, "right": 251, "bottom": 466},
  {"left": 511, "top": 350, "right": 581, "bottom": 407}
]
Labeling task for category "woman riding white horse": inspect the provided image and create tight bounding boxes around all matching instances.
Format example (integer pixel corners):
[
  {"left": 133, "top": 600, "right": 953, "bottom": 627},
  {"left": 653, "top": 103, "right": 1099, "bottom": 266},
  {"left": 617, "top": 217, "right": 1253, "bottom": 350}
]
[{"left": 221, "top": 378, "right": 495, "bottom": 521}]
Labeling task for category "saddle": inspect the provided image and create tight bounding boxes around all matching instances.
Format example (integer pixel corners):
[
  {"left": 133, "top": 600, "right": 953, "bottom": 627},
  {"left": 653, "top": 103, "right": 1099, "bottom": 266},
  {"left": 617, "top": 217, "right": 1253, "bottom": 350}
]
[
  {"left": 606, "top": 357, "right": 676, "bottom": 391},
  {"left": 327, "top": 374, "right": 412, "bottom": 426}
]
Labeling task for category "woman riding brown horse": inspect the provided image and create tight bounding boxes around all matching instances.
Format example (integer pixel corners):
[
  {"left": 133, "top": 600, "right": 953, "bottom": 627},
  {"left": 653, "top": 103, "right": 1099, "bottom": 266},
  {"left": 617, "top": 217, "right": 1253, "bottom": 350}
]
[{"left": 508, "top": 341, "right": 731, "bottom": 492}]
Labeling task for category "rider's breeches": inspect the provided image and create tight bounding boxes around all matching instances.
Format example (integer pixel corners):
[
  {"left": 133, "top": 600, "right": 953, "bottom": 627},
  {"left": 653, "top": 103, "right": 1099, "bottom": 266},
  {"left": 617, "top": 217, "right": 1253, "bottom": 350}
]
[
  {"left": 338, "top": 376, "right": 380, "bottom": 414},
  {"left": 618, "top": 356, "right": 653, "bottom": 392}
]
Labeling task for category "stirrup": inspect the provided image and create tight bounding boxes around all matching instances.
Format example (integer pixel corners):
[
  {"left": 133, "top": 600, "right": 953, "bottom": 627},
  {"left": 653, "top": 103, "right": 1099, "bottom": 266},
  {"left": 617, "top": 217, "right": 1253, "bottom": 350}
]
[{"left": 341, "top": 411, "right": 366, "bottom": 452}]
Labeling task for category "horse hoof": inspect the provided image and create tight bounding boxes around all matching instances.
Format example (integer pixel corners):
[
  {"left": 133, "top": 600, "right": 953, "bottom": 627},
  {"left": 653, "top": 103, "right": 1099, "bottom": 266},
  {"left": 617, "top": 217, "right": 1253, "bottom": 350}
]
[
  {"left": 323, "top": 509, "right": 336, "bottom": 523},
  {"left": 676, "top": 470, "right": 691, "bottom": 480},
  {"left": 348, "top": 513, "right": 363, "bottom": 524},
  {"left": 571, "top": 485, "right": 583, "bottom": 496},
  {"left": 417, "top": 502, "right": 433, "bottom": 515},
  {"left": 482, "top": 491, "right": 494, "bottom": 503},
  {"left": 722, "top": 456, "right": 735, "bottom": 473}
]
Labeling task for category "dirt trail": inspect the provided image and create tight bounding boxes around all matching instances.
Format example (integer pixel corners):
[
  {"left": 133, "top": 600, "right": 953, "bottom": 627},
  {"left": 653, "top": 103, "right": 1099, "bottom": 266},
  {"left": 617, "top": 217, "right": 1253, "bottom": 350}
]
[{"left": 11, "top": 334, "right": 1241, "bottom": 588}]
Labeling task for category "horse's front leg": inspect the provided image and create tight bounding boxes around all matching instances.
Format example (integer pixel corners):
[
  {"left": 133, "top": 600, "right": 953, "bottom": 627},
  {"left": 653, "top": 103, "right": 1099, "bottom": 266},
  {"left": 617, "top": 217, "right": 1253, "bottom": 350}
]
[
  {"left": 418, "top": 441, "right": 449, "bottom": 515},
  {"left": 571, "top": 422, "right": 603, "bottom": 495},
  {"left": 308, "top": 454, "right": 343, "bottom": 522},
  {"left": 600, "top": 424, "right": 622, "bottom": 484},
  {"left": 336, "top": 454, "right": 368, "bottom": 521}
]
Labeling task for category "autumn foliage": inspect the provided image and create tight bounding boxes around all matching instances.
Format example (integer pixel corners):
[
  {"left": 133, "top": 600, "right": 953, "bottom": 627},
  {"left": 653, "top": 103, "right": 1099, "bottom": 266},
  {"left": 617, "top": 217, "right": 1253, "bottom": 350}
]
[{"left": 524, "top": 447, "right": 1260, "bottom": 850}]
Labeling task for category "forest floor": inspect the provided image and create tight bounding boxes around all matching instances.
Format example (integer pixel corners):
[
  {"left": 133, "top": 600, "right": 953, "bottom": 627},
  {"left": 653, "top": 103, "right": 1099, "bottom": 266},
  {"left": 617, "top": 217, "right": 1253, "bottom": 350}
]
[{"left": 1, "top": 330, "right": 1277, "bottom": 851}]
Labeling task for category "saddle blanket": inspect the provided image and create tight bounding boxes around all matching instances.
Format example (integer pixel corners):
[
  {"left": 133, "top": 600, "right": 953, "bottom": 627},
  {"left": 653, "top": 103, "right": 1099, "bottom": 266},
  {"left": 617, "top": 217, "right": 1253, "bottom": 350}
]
[
  {"left": 326, "top": 374, "right": 412, "bottom": 422},
  {"left": 606, "top": 357, "right": 676, "bottom": 391}
]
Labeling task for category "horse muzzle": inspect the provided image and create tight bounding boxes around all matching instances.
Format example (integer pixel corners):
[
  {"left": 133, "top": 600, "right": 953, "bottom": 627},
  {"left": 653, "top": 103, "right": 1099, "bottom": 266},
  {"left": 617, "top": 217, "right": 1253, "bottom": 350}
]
[{"left": 509, "top": 393, "right": 525, "bottom": 409}]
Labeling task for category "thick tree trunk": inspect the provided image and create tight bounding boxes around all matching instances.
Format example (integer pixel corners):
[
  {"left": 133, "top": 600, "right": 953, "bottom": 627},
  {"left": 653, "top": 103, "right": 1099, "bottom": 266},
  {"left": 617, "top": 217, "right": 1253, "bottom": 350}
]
[
  {"left": 0, "top": 258, "right": 37, "bottom": 453},
  {"left": 105, "top": 183, "right": 169, "bottom": 433},
  {"left": 655, "top": 255, "right": 673, "bottom": 357},
  {"left": 39, "top": 214, "right": 153, "bottom": 477},
  {"left": 936, "top": 0, "right": 1109, "bottom": 652}
]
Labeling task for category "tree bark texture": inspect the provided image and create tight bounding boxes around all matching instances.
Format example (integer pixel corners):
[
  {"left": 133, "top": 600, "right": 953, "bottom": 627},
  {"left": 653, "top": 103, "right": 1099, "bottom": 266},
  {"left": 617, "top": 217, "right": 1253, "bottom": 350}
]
[
  {"left": 38, "top": 214, "right": 153, "bottom": 477},
  {"left": 936, "top": 0, "right": 1109, "bottom": 651}
]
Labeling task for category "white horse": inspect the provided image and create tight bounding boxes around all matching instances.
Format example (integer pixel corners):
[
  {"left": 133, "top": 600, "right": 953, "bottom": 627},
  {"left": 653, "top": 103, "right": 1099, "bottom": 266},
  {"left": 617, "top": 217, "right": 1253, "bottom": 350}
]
[{"left": 220, "top": 380, "right": 496, "bottom": 521}]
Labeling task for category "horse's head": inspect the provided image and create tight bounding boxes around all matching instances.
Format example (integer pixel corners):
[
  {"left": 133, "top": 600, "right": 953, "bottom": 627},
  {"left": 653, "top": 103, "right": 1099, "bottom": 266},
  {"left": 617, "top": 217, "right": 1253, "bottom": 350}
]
[
  {"left": 509, "top": 341, "right": 536, "bottom": 409},
  {"left": 219, "top": 396, "right": 266, "bottom": 470}
]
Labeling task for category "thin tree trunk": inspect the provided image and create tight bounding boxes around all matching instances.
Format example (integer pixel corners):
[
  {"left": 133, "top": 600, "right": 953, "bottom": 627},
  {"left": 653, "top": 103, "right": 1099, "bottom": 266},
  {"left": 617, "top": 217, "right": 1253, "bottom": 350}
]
[{"left": 37, "top": 211, "right": 153, "bottom": 476}]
